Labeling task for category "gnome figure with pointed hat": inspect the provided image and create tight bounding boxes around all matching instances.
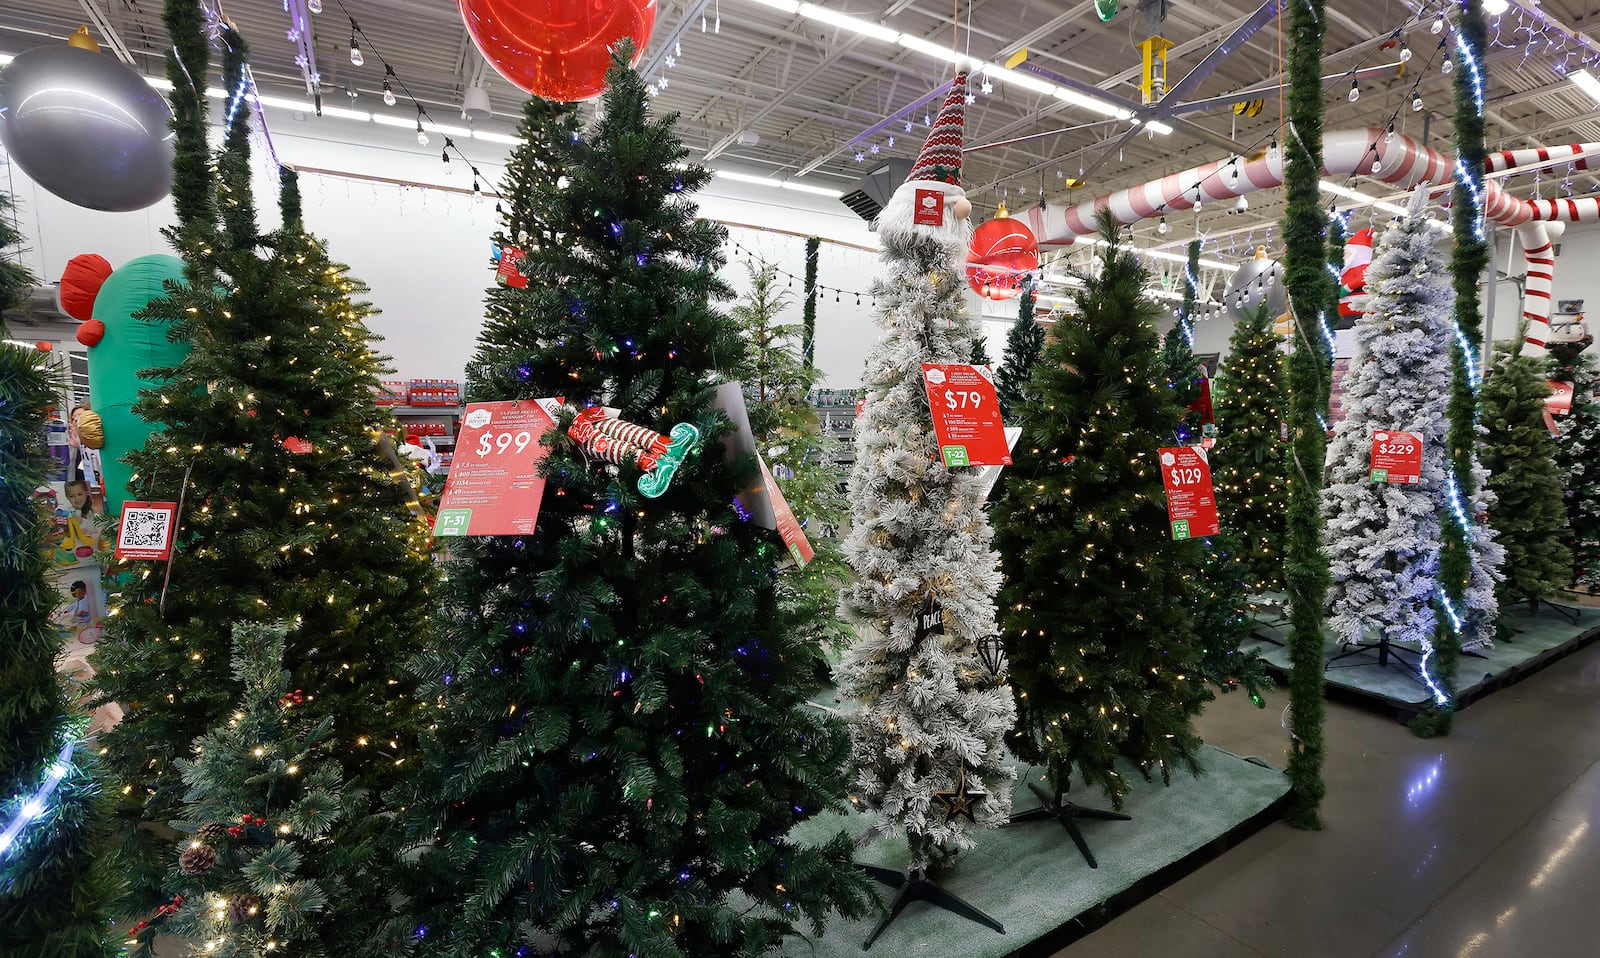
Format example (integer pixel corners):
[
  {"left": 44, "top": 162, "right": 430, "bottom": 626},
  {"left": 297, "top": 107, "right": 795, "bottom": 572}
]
[{"left": 836, "top": 72, "right": 1017, "bottom": 944}]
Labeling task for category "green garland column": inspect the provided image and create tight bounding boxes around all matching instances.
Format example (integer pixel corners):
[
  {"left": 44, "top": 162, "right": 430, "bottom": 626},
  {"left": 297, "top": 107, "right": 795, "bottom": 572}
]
[
  {"left": 802, "top": 236, "right": 820, "bottom": 372},
  {"left": 1280, "top": 0, "right": 1331, "bottom": 828}
]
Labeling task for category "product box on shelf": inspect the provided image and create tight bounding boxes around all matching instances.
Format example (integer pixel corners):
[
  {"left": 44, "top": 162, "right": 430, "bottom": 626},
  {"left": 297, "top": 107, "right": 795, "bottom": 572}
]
[
  {"left": 375, "top": 381, "right": 407, "bottom": 406},
  {"left": 406, "top": 379, "right": 462, "bottom": 407}
]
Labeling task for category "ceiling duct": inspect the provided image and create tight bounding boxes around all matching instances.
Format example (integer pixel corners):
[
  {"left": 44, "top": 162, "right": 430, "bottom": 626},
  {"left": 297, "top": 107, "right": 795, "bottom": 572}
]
[{"left": 840, "top": 159, "right": 912, "bottom": 227}]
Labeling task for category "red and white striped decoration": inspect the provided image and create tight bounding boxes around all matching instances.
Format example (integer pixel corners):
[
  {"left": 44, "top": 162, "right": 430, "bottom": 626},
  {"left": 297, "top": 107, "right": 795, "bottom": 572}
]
[{"left": 906, "top": 72, "right": 969, "bottom": 188}]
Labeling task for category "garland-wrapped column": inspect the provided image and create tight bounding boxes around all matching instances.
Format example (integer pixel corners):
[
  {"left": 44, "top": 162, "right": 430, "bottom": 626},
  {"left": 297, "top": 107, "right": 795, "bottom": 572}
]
[
  {"left": 1280, "top": 0, "right": 1331, "bottom": 829},
  {"left": 1417, "top": 0, "right": 1493, "bottom": 737},
  {"left": 802, "top": 236, "right": 820, "bottom": 372}
]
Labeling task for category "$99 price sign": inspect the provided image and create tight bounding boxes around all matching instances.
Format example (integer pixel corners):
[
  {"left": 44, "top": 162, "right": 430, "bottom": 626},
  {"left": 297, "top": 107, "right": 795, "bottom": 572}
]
[
  {"left": 1369, "top": 430, "right": 1422, "bottom": 484},
  {"left": 434, "top": 399, "right": 562, "bottom": 537},
  {"left": 922, "top": 363, "right": 1011, "bottom": 468},
  {"left": 1159, "top": 446, "right": 1219, "bottom": 540}
]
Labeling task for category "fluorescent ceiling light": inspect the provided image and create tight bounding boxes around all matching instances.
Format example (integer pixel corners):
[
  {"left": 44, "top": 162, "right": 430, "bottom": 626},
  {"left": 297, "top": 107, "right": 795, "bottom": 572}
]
[
  {"left": 716, "top": 168, "right": 844, "bottom": 198},
  {"left": 1483, "top": 0, "right": 1510, "bottom": 14},
  {"left": 1572, "top": 69, "right": 1600, "bottom": 105},
  {"left": 982, "top": 62, "right": 1058, "bottom": 96},
  {"left": 146, "top": 76, "right": 175, "bottom": 92},
  {"left": 372, "top": 113, "right": 418, "bottom": 129},
  {"left": 745, "top": 0, "right": 801, "bottom": 11},
  {"left": 1144, "top": 120, "right": 1175, "bottom": 135},
  {"left": 472, "top": 130, "right": 524, "bottom": 145},
  {"left": 1319, "top": 180, "right": 1374, "bottom": 202},
  {"left": 318, "top": 105, "right": 372, "bottom": 122},
  {"left": 422, "top": 119, "right": 473, "bottom": 138},
  {"left": 898, "top": 34, "right": 981, "bottom": 69},
  {"left": 797, "top": 3, "right": 899, "bottom": 43},
  {"left": 780, "top": 180, "right": 844, "bottom": 198}
]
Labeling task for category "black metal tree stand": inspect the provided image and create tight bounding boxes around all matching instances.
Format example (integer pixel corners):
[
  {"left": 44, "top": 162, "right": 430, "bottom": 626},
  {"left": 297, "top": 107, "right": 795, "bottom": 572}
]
[
  {"left": 1008, "top": 780, "right": 1130, "bottom": 869},
  {"left": 857, "top": 861, "right": 1005, "bottom": 950}
]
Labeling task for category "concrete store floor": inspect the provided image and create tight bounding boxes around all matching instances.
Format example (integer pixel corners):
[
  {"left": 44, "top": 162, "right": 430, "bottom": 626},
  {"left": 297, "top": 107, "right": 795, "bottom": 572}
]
[{"left": 1052, "top": 636, "right": 1600, "bottom": 958}]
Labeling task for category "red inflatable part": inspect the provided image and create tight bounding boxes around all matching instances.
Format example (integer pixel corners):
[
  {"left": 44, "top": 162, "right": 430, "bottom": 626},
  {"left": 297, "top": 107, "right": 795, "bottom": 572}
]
[
  {"left": 457, "top": 0, "right": 656, "bottom": 102},
  {"left": 76, "top": 319, "right": 107, "bottom": 346},
  {"left": 57, "top": 253, "right": 114, "bottom": 322},
  {"left": 965, "top": 217, "right": 1040, "bottom": 301}
]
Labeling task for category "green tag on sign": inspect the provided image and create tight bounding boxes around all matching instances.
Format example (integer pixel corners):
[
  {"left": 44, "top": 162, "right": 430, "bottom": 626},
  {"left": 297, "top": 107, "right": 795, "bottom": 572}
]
[
  {"left": 942, "top": 445, "right": 970, "bottom": 467},
  {"left": 1370, "top": 468, "right": 1388, "bottom": 483},
  {"left": 1171, "top": 520, "right": 1191, "bottom": 540},
  {"left": 434, "top": 508, "right": 473, "bottom": 536}
]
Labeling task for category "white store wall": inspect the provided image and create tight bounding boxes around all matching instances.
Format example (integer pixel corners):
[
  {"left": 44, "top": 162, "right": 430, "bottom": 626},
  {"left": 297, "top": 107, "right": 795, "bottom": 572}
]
[{"left": 1, "top": 104, "right": 895, "bottom": 390}]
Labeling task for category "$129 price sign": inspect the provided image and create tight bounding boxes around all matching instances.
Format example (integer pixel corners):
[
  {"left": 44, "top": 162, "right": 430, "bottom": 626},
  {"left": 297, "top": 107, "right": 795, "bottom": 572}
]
[
  {"left": 1159, "top": 446, "right": 1219, "bottom": 540},
  {"left": 434, "top": 399, "right": 563, "bottom": 537},
  {"left": 1369, "top": 430, "right": 1422, "bottom": 484},
  {"left": 922, "top": 363, "right": 1011, "bottom": 468}
]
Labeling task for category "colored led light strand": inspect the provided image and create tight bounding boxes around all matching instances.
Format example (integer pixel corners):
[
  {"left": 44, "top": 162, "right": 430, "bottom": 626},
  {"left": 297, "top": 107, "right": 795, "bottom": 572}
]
[{"left": 0, "top": 741, "right": 76, "bottom": 857}]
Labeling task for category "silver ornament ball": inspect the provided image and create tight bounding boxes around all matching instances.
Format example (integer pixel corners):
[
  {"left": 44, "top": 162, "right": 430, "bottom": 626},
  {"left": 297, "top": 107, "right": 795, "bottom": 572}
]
[
  {"left": 0, "top": 45, "right": 174, "bottom": 212},
  {"left": 1223, "top": 254, "right": 1287, "bottom": 321}
]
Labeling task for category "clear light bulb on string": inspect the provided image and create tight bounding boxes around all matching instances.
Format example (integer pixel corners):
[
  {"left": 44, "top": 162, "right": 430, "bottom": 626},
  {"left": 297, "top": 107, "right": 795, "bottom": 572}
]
[
  {"left": 1399, "top": 41, "right": 1412, "bottom": 62},
  {"left": 383, "top": 67, "right": 397, "bottom": 106},
  {"left": 1412, "top": 91, "right": 1424, "bottom": 112},
  {"left": 1431, "top": 13, "right": 1445, "bottom": 34},
  {"left": 308, "top": 0, "right": 321, "bottom": 12},
  {"left": 1385, "top": 122, "right": 1396, "bottom": 142},
  {"left": 1348, "top": 78, "right": 1360, "bottom": 102},
  {"left": 416, "top": 113, "right": 429, "bottom": 147},
  {"left": 1441, "top": 55, "right": 1453, "bottom": 74},
  {"left": 349, "top": 31, "right": 364, "bottom": 67},
  {"left": 442, "top": 144, "right": 452, "bottom": 175},
  {"left": 1158, "top": 215, "right": 1170, "bottom": 235}
]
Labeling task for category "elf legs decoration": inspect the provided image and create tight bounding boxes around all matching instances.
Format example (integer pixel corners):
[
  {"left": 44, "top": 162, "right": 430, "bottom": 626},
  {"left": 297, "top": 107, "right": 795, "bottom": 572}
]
[{"left": 568, "top": 407, "right": 702, "bottom": 498}]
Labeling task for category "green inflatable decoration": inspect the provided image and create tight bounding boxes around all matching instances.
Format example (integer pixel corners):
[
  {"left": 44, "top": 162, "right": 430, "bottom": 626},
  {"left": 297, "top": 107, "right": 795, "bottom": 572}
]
[{"left": 86, "top": 253, "right": 189, "bottom": 512}]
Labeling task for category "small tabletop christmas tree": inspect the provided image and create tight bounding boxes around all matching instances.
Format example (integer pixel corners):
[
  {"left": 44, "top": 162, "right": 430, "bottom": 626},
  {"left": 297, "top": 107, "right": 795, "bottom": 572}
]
[
  {"left": 400, "top": 45, "right": 868, "bottom": 957},
  {"left": 837, "top": 72, "right": 1016, "bottom": 941}
]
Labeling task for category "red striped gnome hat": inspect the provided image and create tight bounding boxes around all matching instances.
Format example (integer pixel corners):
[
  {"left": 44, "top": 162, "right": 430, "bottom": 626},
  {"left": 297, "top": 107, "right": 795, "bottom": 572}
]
[{"left": 907, "top": 71, "right": 969, "bottom": 195}]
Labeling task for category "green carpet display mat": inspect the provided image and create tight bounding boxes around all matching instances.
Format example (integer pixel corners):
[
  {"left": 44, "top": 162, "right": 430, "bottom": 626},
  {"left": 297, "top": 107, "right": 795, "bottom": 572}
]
[
  {"left": 779, "top": 745, "right": 1288, "bottom": 957},
  {"left": 1245, "top": 601, "right": 1600, "bottom": 714}
]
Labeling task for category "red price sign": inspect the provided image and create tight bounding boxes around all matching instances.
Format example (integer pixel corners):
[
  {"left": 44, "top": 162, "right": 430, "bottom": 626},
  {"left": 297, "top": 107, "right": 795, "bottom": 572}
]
[
  {"left": 913, "top": 188, "right": 946, "bottom": 227},
  {"left": 923, "top": 363, "right": 1011, "bottom": 468},
  {"left": 1159, "top": 446, "right": 1219, "bottom": 540},
  {"left": 1547, "top": 380, "right": 1575, "bottom": 416},
  {"left": 434, "top": 399, "right": 562, "bottom": 536},
  {"left": 760, "top": 456, "right": 815, "bottom": 567},
  {"left": 1369, "top": 430, "right": 1423, "bottom": 484},
  {"left": 496, "top": 246, "right": 529, "bottom": 288}
]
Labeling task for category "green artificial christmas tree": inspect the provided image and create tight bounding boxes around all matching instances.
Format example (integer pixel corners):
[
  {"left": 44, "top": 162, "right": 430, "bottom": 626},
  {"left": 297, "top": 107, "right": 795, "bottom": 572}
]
[
  {"left": 1160, "top": 323, "right": 1206, "bottom": 445},
  {"left": 1481, "top": 334, "right": 1572, "bottom": 611},
  {"left": 994, "top": 212, "right": 1211, "bottom": 812},
  {"left": 90, "top": 12, "right": 436, "bottom": 900},
  {"left": 401, "top": 50, "right": 868, "bottom": 958},
  {"left": 1551, "top": 344, "right": 1600, "bottom": 590},
  {"left": 996, "top": 275, "right": 1046, "bottom": 419},
  {"left": 1212, "top": 306, "right": 1288, "bottom": 593},
  {"left": 970, "top": 332, "right": 993, "bottom": 366},
  {"left": 0, "top": 185, "right": 118, "bottom": 958},
  {"left": 125, "top": 623, "right": 403, "bottom": 958}
]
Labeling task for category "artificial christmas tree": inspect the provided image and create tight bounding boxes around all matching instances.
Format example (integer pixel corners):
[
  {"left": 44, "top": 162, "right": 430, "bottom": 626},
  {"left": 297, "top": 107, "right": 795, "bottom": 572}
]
[
  {"left": 992, "top": 212, "right": 1211, "bottom": 844},
  {"left": 1321, "top": 198, "right": 1500, "bottom": 673},
  {"left": 401, "top": 48, "right": 868, "bottom": 958},
  {"left": 0, "top": 185, "right": 118, "bottom": 958},
  {"left": 1480, "top": 335, "right": 1571, "bottom": 611},
  {"left": 1551, "top": 347, "right": 1600, "bottom": 590},
  {"left": 1212, "top": 306, "right": 1288, "bottom": 593},
  {"left": 837, "top": 72, "right": 1016, "bottom": 938},
  {"left": 996, "top": 275, "right": 1046, "bottom": 420},
  {"left": 89, "top": 11, "right": 435, "bottom": 900},
  {"left": 125, "top": 623, "right": 404, "bottom": 958}
]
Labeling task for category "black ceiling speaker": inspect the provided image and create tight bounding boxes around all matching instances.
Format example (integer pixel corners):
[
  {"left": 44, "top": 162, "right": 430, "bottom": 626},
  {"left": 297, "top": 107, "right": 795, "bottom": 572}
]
[{"left": 840, "top": 158, "right": 912, "bottom": 228}]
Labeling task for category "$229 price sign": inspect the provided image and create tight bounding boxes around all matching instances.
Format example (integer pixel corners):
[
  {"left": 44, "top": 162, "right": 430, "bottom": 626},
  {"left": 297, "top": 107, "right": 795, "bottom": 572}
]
[
  {"left": 1159, "top": 446, "right": 1219, "bottom": 540},
  {"left": 1369, "top": 430, "right": 1422, "bottom": 484},
  {"left": 922, "top": 363, "right": 1011, "bottom": 468}
]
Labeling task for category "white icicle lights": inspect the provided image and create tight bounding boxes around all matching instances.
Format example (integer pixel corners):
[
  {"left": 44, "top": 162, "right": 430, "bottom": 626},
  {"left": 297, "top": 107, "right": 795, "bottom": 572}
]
[
  {"left": 1321, "top": 195, "right": 1502, "bottom": 652},
  {"left": 837, "top": 209, "right": 1015, "bottom": 870}
]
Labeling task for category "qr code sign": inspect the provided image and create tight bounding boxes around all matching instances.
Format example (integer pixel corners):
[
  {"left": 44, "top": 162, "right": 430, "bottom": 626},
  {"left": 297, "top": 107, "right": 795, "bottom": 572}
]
[{"left": 115, "top": 502, "right": 177, "bottom": 561}]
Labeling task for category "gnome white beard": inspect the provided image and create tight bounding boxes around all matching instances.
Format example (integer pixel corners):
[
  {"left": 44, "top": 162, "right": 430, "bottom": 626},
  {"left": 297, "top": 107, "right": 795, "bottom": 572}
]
[{"left": 877, "top": 184, "right": 973, "bottom": 252}]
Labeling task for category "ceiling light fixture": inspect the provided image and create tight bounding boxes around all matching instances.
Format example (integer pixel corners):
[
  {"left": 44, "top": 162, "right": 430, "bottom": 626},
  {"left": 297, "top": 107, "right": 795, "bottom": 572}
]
[{"left": 1571, "top": 69, "right": 1600, "bottom": 105}]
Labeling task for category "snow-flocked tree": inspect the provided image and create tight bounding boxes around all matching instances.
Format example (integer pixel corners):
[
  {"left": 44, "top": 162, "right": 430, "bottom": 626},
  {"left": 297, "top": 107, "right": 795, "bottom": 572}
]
[
  {"left": 1321, "top": 198, "right": 1501, "bottom": 653},
  {"left": 838, "top": 72, "right": 1016, "bottom": 872}
]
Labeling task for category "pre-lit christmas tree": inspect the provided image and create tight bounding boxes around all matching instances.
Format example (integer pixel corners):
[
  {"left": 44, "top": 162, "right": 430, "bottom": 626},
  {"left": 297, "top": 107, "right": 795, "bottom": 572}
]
[
  {"left": 90, "top": 11, "right": 435, "bottom": 899},
  {"left": 996, "top": 275, "right": 1046, "bottom": 419},
  {"left": 401, "top": 49, "right": 868, "bottom": 958},
  {"left": 1551, "top": 346, "right": 1600, "bottom": 590},
  {"left": 1321, "top": 199, "right": 1500, "bottom": 660},
  {"left": 837, "top": 73, "right": 1016, "bottom": 927},
  {"left": 993, "top": 212, "right": 1211, "bottom": 817},
  {"left": 1160, "top": 323, "right": 1206, "bottom": 445},
  {"left": 0, "top": 184, "right": 117, "bottom": 958},
  {"left": 1212, "top": 306, "right": 1287, "bottom": 593},
  {"left": 125, "top": 623, "right": 403, "bottom": 958},
  {"left": 1481, "top": 335, "right": 1571, "bottom": 611}
]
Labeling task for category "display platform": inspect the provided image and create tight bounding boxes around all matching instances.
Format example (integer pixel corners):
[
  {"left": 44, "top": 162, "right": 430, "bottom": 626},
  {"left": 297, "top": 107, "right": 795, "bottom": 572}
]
[
  {"left": 780, "top": 745, "right": 1288, "bottom": 957},
  {"left": 1246, "top": 601, "right": 1600, "bottom": 719}
]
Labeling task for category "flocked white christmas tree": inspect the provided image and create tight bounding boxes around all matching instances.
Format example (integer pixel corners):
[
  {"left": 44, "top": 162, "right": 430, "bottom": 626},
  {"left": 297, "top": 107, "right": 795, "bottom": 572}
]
[
  {"left": 1321, "top": 195, "right": 1501, "bottom": 662},
  {"left": 838, "top": 73, "right": 1016, "bottom": 893}
]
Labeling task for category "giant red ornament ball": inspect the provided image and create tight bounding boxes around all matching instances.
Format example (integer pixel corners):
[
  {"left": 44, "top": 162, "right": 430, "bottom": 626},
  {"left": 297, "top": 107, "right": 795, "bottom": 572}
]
[
  {"left": 965, "top": 216, "right": 1040, "bottom": 301},
  {"left": 456, "top": 0, "right": 656, "bottom": 102}
]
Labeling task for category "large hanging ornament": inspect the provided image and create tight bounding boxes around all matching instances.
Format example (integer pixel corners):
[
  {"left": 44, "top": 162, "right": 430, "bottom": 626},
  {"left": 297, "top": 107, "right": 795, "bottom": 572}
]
[
  {"left": 456, "top": 0, "right": 656, "bottom": 102},
  {"left": 1223, "top": 246, "right": 1286, "bottom": 321},
  {"left": 965, "top": 211, "right": 1039, "bottom": 301},
  {"left": 0, "top": 43, "right": 174, "bottom": 211}
]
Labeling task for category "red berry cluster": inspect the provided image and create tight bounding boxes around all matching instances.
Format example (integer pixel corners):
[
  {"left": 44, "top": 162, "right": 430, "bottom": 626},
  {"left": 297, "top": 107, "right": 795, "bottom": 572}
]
[
  {"left": 227, "top": 812, "right": 267, "bottom": 837},
  {"left": 279, "top": 689, "right": 306, "bottom": 707},
  {"left": 129, "top": 894, "right": 185, "bottom": 936}
]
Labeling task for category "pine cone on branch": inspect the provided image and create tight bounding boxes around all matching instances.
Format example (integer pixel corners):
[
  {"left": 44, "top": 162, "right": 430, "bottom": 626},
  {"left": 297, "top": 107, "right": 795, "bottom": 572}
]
[
  {"left": 178, "top": 843, "right": 217, "bottom": 875},
  {"left": 196, "top": 821, "right": 229, "bottom": 845}
]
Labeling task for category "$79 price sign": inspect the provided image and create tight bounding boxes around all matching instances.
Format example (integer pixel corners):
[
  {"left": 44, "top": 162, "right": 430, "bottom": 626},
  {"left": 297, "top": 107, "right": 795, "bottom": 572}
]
[
  {"left": 941, "top": 388, "right": 985, "bottom": 411},
  {"left": 922, "top": 364, "right": 1011, "bottom": 468}
]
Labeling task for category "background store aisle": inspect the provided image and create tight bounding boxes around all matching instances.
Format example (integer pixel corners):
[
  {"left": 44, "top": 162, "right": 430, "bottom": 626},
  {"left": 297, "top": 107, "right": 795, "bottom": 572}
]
[{"left": 1054, "top": 639, "right": 1600, "bottom": 958}]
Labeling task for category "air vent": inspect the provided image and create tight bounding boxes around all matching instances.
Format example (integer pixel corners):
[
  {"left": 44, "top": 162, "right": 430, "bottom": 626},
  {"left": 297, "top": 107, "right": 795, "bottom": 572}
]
[{"left": 840, "top": 159, "right": 912, "bottom": 227}]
